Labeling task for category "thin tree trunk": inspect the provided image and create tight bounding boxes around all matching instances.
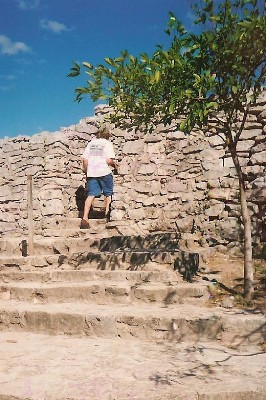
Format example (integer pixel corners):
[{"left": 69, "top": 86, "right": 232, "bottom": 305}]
[{"left": 230, "top": 149, "right": 254, "bottom": 300}]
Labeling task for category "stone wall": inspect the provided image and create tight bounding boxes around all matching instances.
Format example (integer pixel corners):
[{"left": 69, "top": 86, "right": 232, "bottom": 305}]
[{"left": 0, "top": 92, "right": 265, "bottom": 255}]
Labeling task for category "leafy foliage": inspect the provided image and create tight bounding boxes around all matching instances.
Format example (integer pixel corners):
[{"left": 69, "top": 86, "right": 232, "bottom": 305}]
[{"left": 68, "top": 0, "right": 266, "bottom": 138}]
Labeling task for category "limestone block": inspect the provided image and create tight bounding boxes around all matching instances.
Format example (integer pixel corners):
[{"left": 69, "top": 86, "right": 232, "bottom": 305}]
[
  {"left": 132, "top": 182, "right": 151, "bottom": 194},
  {"left": 226, "top": 204, "right": 241, "bottom": 218},
  {"left": 252, "top": 176, "right": 266, "bottom": 188},
  {"left": 44, "top": 156, "right": 66, "bottom": 171},
  {"left": 115, "top": 159, "right": 132, "bottom": 176},
  {"left": 203, "top": 168, "right": 230, "bottom": 180},
  {"left": 75, "top": 123, "right": 98, "bottom": 135},
  {"left": 137, "top": 163, "right": 157, "bottom": 175},
  {"left": 219, "top": 177, "right": 239, "bottom": 188},
  {"left": 222, "top": 157, "right": 235, "bottom": 168},
  {"left": 246, "top": 114, "right": 259, "bottom": 122},
  {"left": 25, "top": 166, "right": 42, "bottom": 177},
  {"left": 176, "top": 140, "right": 188, "bottom": 149},
  {"left": 142, "top": 195, "right": 165, "bottom": 207},
  {"left": 205, "top": 203, "right": 224, "bottom": 217},
  {"left": 150, "top": 180, "right": 161, "bottom": 195},
  {"left": 208, "top": 135, "right": 225, "bottom": 147},
  {"left": 146, "top": 142, "right": 165, "bottom": 155},
  {"left": 178, "top": 160, "right": 201, "bottom": 172},
  {"left": 202, "top": 158, "right": 223, "bottom": 170},
  {"left": 208, "top": 188, "right": 237, "bottom": 201},
  {"left": 166, "top": 130, "right": 186, "bottom": 140},
  {"left": 255, "top": 135, "right": 266, "bottom": 144},
  {"left": 0, "top": 186, "right": 12, "bottom": 197},
  {"left": 111, "top": 209, "right": 126, "bottom": 221},
  {"left": 236, "top": 139, "right": 255, "bottom": 152},
  {"left": 249, "top": 104, "right": 266, "bottom": 115},
  {"left": 157, "top": 167, "right": 175, "bottom": 176},
  {"left": 174, "top": 217, "right": 194, "bottom": 232},
  {"left": 215, "top": 218, "right": 240, "bottom": 241},
  {"left": 242, "top": 165, "right": 264, "bottom": 175},
  {"left": 0, "top": 222, "right": 16, "bottom": 233},
  {"left": 167, "top": 181, "right": 187, "bottom": 193},
  {"left": 144, "top": 208, "right": 162, "bottom": 219},
  {"left": 123, "top": 140, "right": 144, "bottom": 155},
  {"left": 128, "top": 208, "right": 146, "bottom": 220},
  {"left": 144, "top": 133, "right": 162, "bottom": 143},
  {"left": 41, "top": 199, "right": 65, "bottom": 216},
  {"left": 257, "top": 109, "right": 266, "bottom": 122},
  {"left": 196, "top": 181, "right": 207, "bottom": 190},
  {"left": 251, "top": 142, "right": 266, "bottom": 153},
  {"left": 43, "top": 132, "right": 65, "bottom": 146},
  {"left": 186, "top": 191, "right": 206, "bottom": 201},
  {"left": 249, "top": 187, "right": 266, "bottom": 203},
  {"left": 250, "top": 152, "right": 266, "bottom": 165},
  {"left": 200, "top": 148, "right": 225, "bottom": 160},
  {"left": 150, "top": 153, "right": 166, "bottom": 168},
  {"left": 167, "top": 192, "right": 183, "bottom": 200},
  {"left": 239, "top": 129, "right": 262, "bottom": 140},
  {"left": 183, "top": 142, "right": 205, "bottom": 154},
  {"left": 111, "top": 128, "right": 124, "bottom": 138},
  {"left": 45, "top": 146, "right": 69, "bottom": 156},
  {"left": 177, "top": 169, "right": 202, "bottom": 179},
  {"left": 0, "top": 210, "right": 16, "bottom": 223},
  {"left": 38, "top": 189, "right": 63, "bottom": 201}
]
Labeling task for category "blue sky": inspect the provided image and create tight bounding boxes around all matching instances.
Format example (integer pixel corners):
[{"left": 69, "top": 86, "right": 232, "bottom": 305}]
[{"left": 0, "top": 0, "right": 194, "bottom": 138}]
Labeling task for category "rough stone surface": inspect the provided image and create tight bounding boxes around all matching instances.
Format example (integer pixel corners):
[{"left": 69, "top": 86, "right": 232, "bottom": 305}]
[
  {"left": 0, "top": 331, "right": 265, "bottom": 400},
  {"left": 1, "top": 92, "right": 265, "bottom": 254}
]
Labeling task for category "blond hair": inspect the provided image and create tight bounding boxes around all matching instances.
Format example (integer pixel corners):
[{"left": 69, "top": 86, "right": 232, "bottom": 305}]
[{"left": 95, "top": 126, "right": 110, "bottom": 139}]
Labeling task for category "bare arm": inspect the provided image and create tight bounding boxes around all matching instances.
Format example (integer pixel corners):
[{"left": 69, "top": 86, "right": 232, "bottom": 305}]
[
  {"left": 82, "top": 158, "right": 88, "bottom": 174},
  {"left": 106, "top": 158, "right": 118, "bottom": 170}
]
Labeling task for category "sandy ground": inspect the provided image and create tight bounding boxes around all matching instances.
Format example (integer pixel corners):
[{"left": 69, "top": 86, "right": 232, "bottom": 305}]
[{"left": 0, "top": 331, "right": 265, "bottom": 400}]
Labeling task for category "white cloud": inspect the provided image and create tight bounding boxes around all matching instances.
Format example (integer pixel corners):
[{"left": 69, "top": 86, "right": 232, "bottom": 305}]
[
  {"left": 0, "top": 35, "right": 31, "bottom": 56},
  {"left": 39, "top": 19, "right": 70, "bottom": 34},
  {"left": 17, "top": 0, "right": 40, "bottom": 10}
]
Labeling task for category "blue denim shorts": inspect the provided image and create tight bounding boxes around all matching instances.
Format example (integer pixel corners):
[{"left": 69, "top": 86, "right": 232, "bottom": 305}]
[{"left": 86, "top": 173, "right": 114, "bottom": 197}]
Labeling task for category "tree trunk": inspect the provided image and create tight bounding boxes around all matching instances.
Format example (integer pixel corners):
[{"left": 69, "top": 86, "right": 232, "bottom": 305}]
[{"left": 231, "top": 150, "right": 254, "bottom": 300}]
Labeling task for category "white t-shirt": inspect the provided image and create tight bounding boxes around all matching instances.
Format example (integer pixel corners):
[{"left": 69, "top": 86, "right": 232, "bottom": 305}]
[{"left": 82, "top": 138, "right": 115, "bottom": 177}]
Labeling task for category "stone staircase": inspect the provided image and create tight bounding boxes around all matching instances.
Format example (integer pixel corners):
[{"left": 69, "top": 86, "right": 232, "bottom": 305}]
[{"left": 0, "top": 217, "right": 265, "bottom": 399}]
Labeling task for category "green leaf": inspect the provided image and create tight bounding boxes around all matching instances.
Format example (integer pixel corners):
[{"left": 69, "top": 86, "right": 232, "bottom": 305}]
[
  {"left": 169, "top": 103, "right": 175, "bottom": 114},
  {"left": 154, "top": 70, "right": 161, "bottom": 83},
  {"left": 206, "top": 101, "right": 218, "bottom": 109},
  {"left": 104, "top": 58, "right": 115, "bottom": 66},
  {"left": 82, "top": 62, "right": 93, "bottom": 69},
  {"left": 179, "top": 120, "right": 186, "bottom": 131},
  {"left": 67, "top": 71, "right": 80, "bottom": 77}
]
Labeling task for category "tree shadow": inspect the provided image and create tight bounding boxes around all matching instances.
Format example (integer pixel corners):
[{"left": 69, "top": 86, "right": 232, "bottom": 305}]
[
  {"left": 148, "top": 331, "right": 266, "bottom": 388},
  {"left": 174, "top": 253, "right": 199, "bottom": 282}
]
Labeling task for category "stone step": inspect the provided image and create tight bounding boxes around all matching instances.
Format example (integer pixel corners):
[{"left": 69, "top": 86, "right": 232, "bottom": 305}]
[
  {"left": 0, "top": 254, "right": 68, "bottom": 270},
  {"left": 0, "top": 249, "right": 200, "bottom": 279},
  {"left": 0, "top": 219, "right": 108, "bottom": 256},
  {"left": 0, "top": 300, "right": 264, "bottom": 345},
  {"left": 38, "top": 211, "right": 107, "bottom": 229},
  {"left": 97, "top": 232, "right": 181, "bottom": 252},
  {"left": 0, "top": 269, "right": 181, "bottom": 284},
  {"left": 0, "top": 233, "right": 97, "bottom": 257},
  {"left": 0, "top": 331, "right": 265, "bottom": 400},
  {"left": 34, "top": 219, "right": 107, "bottom": 238},
  {"left": 0, "top": 280, "right": 208, "bottom": 305}
]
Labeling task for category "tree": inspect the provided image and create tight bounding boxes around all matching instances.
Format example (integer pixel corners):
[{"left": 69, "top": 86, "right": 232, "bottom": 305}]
[{"left": 68, "top": 0, "right": 266, "bottom": 299}]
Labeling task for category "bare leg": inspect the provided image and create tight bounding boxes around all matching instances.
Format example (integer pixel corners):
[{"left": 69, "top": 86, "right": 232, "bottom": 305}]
[
  {"left": 82, "top": 195, "right": 95, "bottom": 221},
  {"left": 103, "top": 196, "right": 112, "bottom": 216}
]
